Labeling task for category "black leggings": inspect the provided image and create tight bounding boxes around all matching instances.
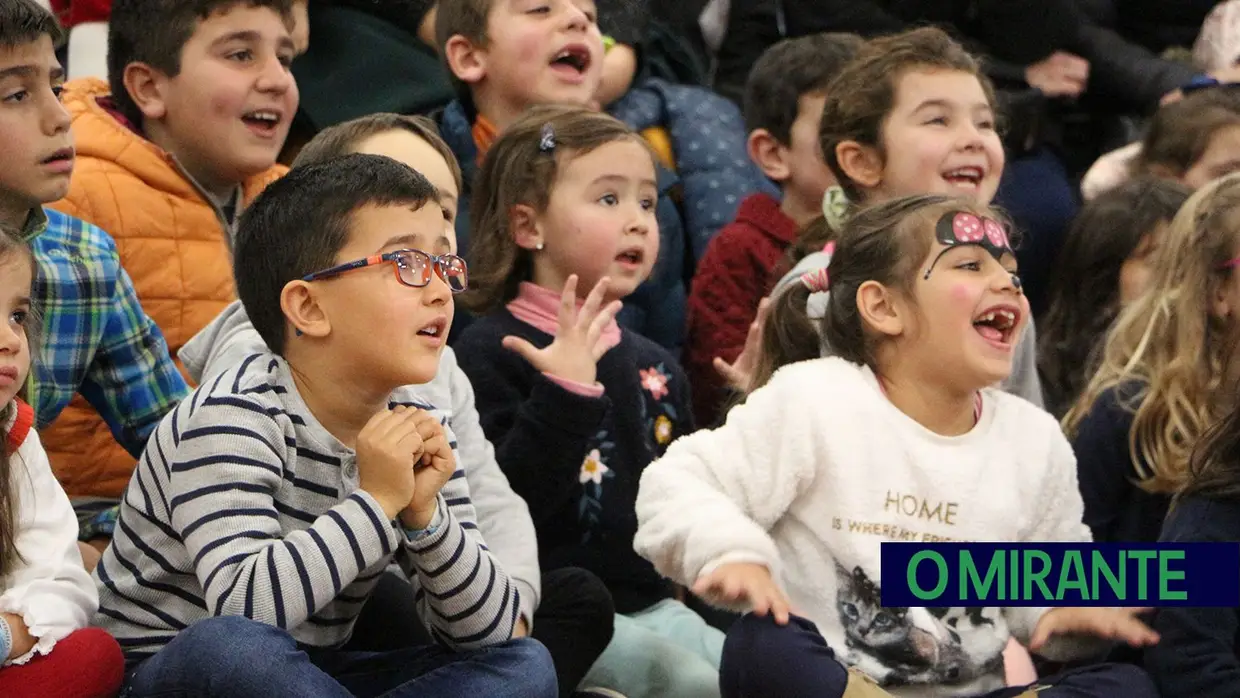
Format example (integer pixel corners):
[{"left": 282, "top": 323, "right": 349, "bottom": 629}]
[{"left": 719, "top": 613, "right": 1160, "bottom": 698}]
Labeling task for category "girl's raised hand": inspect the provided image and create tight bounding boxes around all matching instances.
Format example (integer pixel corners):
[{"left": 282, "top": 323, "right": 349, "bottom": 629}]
[
  {"left": 714, "top": 296, "right": 770, "bottom": 393},
  {"left": 502, "top": 275, "right": 622, "bottom": 386}
]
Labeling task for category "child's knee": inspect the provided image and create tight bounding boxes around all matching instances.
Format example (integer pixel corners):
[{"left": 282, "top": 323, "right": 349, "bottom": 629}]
[
  {"left": 174, "top": 616, "right": 290, "bottom": 670},
  {"left": 490, "top": 637, "right": 558, "bottom": 697}
]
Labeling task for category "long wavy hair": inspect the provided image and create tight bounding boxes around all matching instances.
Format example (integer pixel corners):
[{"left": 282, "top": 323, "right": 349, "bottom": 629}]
[{"left": 1064, "top": 173, "right": 1240, "bottom": 494}]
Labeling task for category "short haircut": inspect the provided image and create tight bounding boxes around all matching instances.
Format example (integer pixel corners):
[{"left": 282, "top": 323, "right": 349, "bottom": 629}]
[
  {"left": 108, "top": 0, "right": 294, "bottom": 127},
  {"left": 434, "top": 0, "right": 494, "bottom": 96},
  {"left": 0, "top": 0, "right": 64, "bottom": 49},
  {"left": 743, "top": 33, "right": 863, "bottom": 144},
  {"left": 234, "top": 153, "right": 440, "bottom": 355},
  {"left": 292, "top": 113, "right": 463, "bottom": 194}
]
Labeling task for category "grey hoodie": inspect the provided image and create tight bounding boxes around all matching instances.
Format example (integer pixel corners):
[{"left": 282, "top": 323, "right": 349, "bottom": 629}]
[
  {"left": 179, "top": 301, "right": 542, "bottom": 625},
  {"left": 777, "top": 251, "right": 1046, "bottom": 409}
]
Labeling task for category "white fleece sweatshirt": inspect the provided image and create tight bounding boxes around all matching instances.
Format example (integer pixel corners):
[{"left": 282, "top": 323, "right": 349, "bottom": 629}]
[
  {"left": 634, "top": 357, "right": 1097, "bottom": 697},
  {"left": 0, "top": 402, "right": 98, "bottom": 664}
]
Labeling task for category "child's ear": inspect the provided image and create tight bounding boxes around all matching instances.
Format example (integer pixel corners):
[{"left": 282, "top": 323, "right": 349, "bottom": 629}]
[
  {"left": 835, "top": 140, "right": 884, "bottom": 190},
  {"left": 443, "top": 34, "right": 487, "bottom": 85},
  {"left": 747, "top": 129, "right": 791, "bottom": 182},
  {"left": 856, "top": 280, "right": 905, "bottom": 338},
  {"left": 122, "top": 62, "right": 169, "bottom": 120},
  {"left": 509, "top": 204, "right": 543, "bottom": 250},
  {"left": 280, "top": 280, "right": 331, "bottom": 340}
]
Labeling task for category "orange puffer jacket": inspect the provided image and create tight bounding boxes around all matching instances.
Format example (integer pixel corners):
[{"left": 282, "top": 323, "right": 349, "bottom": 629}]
[{"left": 45, "top": 78, "right": 286, "bottom": 500}]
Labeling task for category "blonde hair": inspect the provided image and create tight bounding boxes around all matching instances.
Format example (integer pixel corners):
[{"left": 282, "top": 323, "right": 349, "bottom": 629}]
[{"left": 1064, "top": 173, "right": 1240, "bottom": 494}]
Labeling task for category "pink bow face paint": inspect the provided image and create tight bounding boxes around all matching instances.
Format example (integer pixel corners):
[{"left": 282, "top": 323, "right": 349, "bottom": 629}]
[{"left": 923, "top": 211, "right": 1021, "bottom": 292}]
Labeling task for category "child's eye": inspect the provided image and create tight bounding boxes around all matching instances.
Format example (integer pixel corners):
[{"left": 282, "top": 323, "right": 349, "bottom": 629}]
[
  {"left": 976, "top": 119, "right": 996, "bottom": 131},
  {"left": 278, "top": 53, "right": 294, "bottom": 69},
  {"left": 640, "top": 197, "right": 656, "bottom": 211},
  {"left": 3, "top": 90, "right": 28, "bottom": 103},
  {"left": 51, "top": 84, "right": 65, "bottom": 100},
  {"left": 10, "top": 310, "right": 27, "bottom": 325},
  {"left": 925, "top": 116, "right": 948, "bottom": 126},
  {"left": 598, "top": 193, "right": 619, "bottom": 206},
  {"left": 228, "top": 49, "right": 254, "bottom": 62},
  {"left": 528, "top": 5, "right": 550, "bottom": 14},
  {"left": 956, "top": 261, "right": 982, "bottom": 272}
]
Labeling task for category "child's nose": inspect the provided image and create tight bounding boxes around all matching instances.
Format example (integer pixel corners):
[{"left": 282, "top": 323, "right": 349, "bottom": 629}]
[
  {"left": 256, "top": 55, "right": 294, "bottom": 93},
  {"left": 562, "top": 2, "right": 591, "bottom": 29},
  {"left": 0, "top": 324, "right": 23, "bottom": 353}
]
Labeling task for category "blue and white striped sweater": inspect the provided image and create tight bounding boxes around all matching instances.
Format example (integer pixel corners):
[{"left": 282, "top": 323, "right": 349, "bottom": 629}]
[{"left": 93, "top": 352, "right": 519, "bottom": 663}]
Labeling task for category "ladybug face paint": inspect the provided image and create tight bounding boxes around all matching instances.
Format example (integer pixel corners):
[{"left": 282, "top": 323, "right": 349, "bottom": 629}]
[{"left": 922, "top": 211, "right": 1020, "bottom": 291}]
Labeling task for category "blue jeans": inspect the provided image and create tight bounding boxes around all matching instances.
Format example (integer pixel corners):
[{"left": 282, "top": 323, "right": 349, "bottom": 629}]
[{"left": 121, "top": 616, "right": 557, "bottom": 698}]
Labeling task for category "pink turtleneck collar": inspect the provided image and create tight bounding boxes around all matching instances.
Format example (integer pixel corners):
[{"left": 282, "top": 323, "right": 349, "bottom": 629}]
[{"left": 506, "top": 281, "right": 623, "bottom": 352}]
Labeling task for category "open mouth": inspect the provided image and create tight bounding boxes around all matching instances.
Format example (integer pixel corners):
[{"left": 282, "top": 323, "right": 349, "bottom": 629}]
[
  {"left": 241, "top": 109, "right": 283, "bottom": 135},
  {"left": 550, "top": 44, "right": 592, "bottom": 74},
  {"left": 943, "top": 166, "right": 984, "bottom": 190},
  {"left": 416, "top": 317, "right": 448, "bottom": 339},
  {"left": 972, "top": 306, "right": 1020, "bottom": 347},
  {"left": 615, "top": 248, "right": 645, "bottom": 268}
]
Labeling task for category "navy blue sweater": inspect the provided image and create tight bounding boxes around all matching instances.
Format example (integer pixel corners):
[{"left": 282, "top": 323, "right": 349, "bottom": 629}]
[
  {"left": 1145, "top": 495, "right": 1240, "bottom": 697},
  {"left": 1069, "top": 384, "right": 1171, "bottom": 543},
  {"left": 455, "top": 309, "right": 694, "bottom": 614}
]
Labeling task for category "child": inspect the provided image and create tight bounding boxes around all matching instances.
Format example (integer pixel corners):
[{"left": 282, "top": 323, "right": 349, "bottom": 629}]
[
  {"left": 634, "top": 194, "right": 1161, "bottom": 698},
  {"left": 434, "top": 0, "right": 690, "bottom": 351},
  {"left": 0, "top": 231, "right": 123, "bottom": 697},
  {"left": 759, "top": 26, "right": 1045, "bottom": 409},
  {"left": 453, "top": 105, "right": 722, "bottom": 698},
  {"left": 0, "top": 0, "right": 187, "bottom": 549},
  {"left": 93, "top": 154, "right": 557, "bottom": 696},
  {"left": 1063, "top": 173, "right": 1240, "bottom": 544},
  {"left": 684, "top": 32, "right": 862, "bottom": 427},
  {"left": 1038, "top": 178, "right": 1191, "bottom": 419},
  {"left": 1083, "top": 86, "right": 1240, "bottom": 200},
  {"left": 1145, "top": 401, "right": 1240, "bottom": 698},
  {"left": 42, "top": 0, "right": 296, "bottom": 503},
  {"left": 178, "top": 112, "right": 619, "bottom": 697}
]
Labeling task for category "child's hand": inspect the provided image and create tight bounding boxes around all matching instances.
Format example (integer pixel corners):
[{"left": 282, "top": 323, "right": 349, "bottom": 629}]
[
  {"left": 356, "top": 406, "right": 425, "bottom": 520},
  {"left": 713, "top": 297, "right": 770, "bottom": 393},
  {"left": 399, "top": 410, "right": 457, "bottom": 530},
  {"left": 1030, "top": 607, "right": 1160, "bottom": 652},
  {"left": 693, "top": 562, "right": 791, "bottom": 625},
  {"left": 502, "top": 275, "right": 622, "bottom": 386}
]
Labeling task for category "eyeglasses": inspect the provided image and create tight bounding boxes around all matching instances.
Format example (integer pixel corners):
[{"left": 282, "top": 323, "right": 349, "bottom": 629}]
[{"left": 302, "top": 248, "right": 469, "bottom": 293}]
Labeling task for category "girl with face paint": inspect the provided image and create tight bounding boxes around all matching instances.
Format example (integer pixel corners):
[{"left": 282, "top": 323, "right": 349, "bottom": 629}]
[{"left": 634, "top": 194, "right": 1160, "bottom": 698}]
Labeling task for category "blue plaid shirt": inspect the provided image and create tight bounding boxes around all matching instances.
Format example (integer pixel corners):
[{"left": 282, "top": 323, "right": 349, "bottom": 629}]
[{"left": 22, "top": 207, "right": 189, "bottom": 459}]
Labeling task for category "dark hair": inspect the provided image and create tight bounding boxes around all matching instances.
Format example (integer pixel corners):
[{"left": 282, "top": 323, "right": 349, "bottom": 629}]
[
  {"left": 1178, "top": 394, "right": 1240, "bottom": 504},
  {"left": 292, "top": 113, "right": 463, "bottom": 194},
  {"left": 0, "top": 230, "right": 38, "bottom": 579},
  {"left": 434, "top": 0, "right": 493, "bottom": 96},
  {"left": 108, "top": 0, "right": 294, "bottom": 127},
  {"left": 1038, "top": 177, "right": 1191, "bottom": 418},
  {"left": 820, "top": 27, "right": 999, "bottom": 202},
  {"left": 1134, "top": 88, "right": 1240, "bottom": 180},
  {"left": 743, "top": 33, "right": 863, "bottom": 144},
  {"left": 750, "top": 194, "right": 1002, "bottom": 391},
  {"left": 0, "top": 0, "right": 64, "bottom": 48},
  {"left": 463, "top": 104, "right": 651, "bottom": 314},
  {"left": 234, "top": 153, "right": 439, "bottom": 354}
]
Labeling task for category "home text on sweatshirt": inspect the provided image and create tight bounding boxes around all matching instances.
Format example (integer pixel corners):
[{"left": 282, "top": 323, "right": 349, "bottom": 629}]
[{"left": 635, "top": 357, "right": 1098, "bottom": 697}]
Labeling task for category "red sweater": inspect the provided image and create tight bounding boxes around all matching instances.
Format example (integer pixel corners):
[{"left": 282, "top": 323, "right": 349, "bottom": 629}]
[
  {"left": 49, "top": 0, "right": 112, "bottom": 28},
  {"left": 684, "top": 193, "right": 799, "bottom": 427}
]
